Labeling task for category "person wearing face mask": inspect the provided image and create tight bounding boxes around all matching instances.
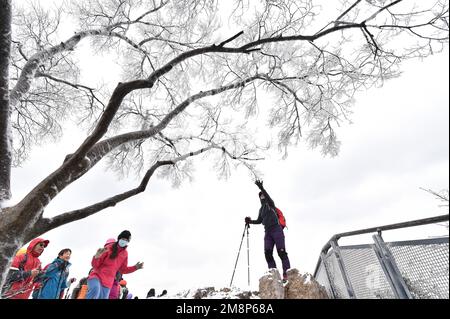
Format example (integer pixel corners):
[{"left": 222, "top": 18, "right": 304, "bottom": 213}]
[
  {"left": 245, "top": 180, "right": 291, "bottom": 282},
  {"left": 86, "top": 231, "right": 144, "bottom": 299}
]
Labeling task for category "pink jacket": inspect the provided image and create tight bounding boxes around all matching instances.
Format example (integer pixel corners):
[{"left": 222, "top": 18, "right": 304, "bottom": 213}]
[{"left": 89, "top": 244, "right": 137, "bottom": 288}]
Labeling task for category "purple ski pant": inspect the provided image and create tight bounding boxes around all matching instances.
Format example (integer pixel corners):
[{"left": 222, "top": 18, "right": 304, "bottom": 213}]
[{"left": 264, "top": 226, "right": 291, "bottom": 277}]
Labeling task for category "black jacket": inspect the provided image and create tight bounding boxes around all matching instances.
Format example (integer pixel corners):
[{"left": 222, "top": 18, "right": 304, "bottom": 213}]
[{"left": 250, "top": 187, "right": 279, "bottom": 231}]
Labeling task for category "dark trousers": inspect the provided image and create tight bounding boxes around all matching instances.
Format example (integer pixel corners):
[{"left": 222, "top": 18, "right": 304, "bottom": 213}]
[{"left": 264, "top": 225, "right": 291, "bottom": 276}]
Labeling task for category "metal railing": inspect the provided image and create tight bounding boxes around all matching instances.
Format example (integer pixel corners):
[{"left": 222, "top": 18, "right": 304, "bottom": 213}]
[{"left": 313, "top": 214, "right": 449, "bottom": 299}]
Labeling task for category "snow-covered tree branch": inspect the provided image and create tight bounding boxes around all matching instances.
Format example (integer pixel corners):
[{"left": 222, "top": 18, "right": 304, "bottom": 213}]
[{"left": 0, "top": 0, "right": 448, "bottom": 294}]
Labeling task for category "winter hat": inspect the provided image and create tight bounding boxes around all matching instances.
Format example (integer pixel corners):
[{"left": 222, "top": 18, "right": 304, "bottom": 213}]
[
  {"left": 118, "top": 230, "right": 131, "bottom": 241},
  {"left": 104, "top": 238, "right": 116, "bottom": 246}
]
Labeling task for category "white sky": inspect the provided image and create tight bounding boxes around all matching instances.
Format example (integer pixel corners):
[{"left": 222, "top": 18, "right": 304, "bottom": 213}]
[{"left": 7, "top": 2, "right": 449, "bottom": 299}]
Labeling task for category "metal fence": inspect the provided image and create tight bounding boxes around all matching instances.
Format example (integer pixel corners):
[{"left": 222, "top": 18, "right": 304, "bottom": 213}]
[{"left": 313, "top": 214, "right": 449, "bottom": 299}]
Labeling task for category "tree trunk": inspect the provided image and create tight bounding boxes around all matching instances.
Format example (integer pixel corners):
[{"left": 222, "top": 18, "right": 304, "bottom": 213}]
[
  {"left": 0, "top": 0, "right": 12, "bottom": 204},
  {"left": 0, "top": 207, "right": 26, "bottom": 298}
]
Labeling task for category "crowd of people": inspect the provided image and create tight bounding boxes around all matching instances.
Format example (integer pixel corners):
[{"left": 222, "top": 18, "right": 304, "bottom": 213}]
[
  {"left": 2, "top": 180, "right": 290, "bottom": 299},
  {"left": 0, "top": 230, "right": 160, "bottom": 299}
]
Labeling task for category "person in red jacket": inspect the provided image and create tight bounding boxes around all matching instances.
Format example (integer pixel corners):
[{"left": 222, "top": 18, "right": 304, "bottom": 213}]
[
  {"left": 2, "top": 238, "right": 49, "bottom": 299},
  {"left": 86, "top": 230, "right": 144, "bottom": 299}
]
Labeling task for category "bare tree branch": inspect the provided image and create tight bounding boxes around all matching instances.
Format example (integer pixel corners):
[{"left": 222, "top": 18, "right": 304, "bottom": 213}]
[
  {"left": 10, "top": 20, "right": 156, "bottom": 107},
  {"left": 32, "top": 143, "right": 247, "bottom": 235},
  {"left": 1, "top": 0, "right": 448, "bottom": 292},
  {"left": 83, "top": 75, "right": 262, "bottom": 168},
  {"left": 34, "top": 71, "right": 105, "bottom": 108},
  {"left": 420, "top": 187, "right": 449, "bottom": 207},
  {"left": 363, "top": 0, "right": 404, "bottom": 24}
]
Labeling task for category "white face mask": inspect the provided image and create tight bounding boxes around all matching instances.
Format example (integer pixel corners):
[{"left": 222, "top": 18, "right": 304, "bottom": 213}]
[{"left": 118, "top": 239, "right": 129, "bottom": 247}]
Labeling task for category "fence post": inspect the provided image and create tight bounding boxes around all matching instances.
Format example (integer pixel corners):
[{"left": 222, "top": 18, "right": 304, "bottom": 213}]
[
  {"left": 330, "top": 240, "right": 356, "bottom": 298},
  {"left": 372, "top": 234, "right": 413, "bottom": 299},
  {"left": 371, "top": 242, "right": 399, "bottom": 298},
  {"left": 320, "top": 252, "right": 337, "bottom": 299}
]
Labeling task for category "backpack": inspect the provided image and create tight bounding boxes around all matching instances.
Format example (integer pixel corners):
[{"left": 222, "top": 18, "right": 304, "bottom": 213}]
[
  {"left": 274, "top": 207, "right": 287, "bottom": 229},
  {"left": 1, "top": 253, "right": 29, "bottom": 298},
  {"left": 4, "top": 253, "right": 29, "bottom": 283}
]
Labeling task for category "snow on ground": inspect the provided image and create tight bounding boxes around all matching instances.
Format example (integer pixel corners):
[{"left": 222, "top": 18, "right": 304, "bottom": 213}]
[{"left": 151, "top": 286, "right": 260, "bottom": 299}]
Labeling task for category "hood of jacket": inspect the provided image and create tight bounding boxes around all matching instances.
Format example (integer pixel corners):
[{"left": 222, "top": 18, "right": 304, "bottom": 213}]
[
  {"left": 27, "top": 238, "right": 49, "bottom": 257},
  {"left": 104, "top": 238, "right": 116, "bottom": 247}
]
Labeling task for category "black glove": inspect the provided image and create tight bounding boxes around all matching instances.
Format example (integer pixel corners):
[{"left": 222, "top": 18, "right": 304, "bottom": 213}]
[
  {"left": 33, "top": 271, "right": 46, "bottom": 283},
  {"left": 255, "top": 180, "right": 263, "bottom": 189},
  {"left": 245, "top": 217, "right": 251, "bottom": 224}
]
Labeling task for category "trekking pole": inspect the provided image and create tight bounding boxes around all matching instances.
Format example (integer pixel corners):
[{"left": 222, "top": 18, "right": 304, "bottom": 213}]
[
  {"left": 229, "top": 223, "right": 248, "bottom": 287},
  {"left": 64, "top": 280, "right": 74, "bottom": 299},
  {"left": 1, "top": 281, "right": 33, "bottom": 299},
  {"left": 246, "top": 223, "right": 250, "bottom": 287}
]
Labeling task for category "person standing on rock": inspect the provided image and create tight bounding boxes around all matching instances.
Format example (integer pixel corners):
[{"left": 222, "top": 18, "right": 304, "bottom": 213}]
[{"left": 245, "top": 180, "right": 291, "bottom": 282}]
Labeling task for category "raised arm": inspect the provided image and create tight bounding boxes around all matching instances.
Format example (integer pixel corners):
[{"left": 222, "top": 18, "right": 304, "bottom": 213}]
[
  {"left": 255, "top": 180, "right": 275, "bottom": 208},
  {"left": 119, "top": 256, "right": 138, "bottom": 274}
]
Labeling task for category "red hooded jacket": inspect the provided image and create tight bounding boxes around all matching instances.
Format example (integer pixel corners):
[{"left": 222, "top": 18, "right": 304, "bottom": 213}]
[
  {"left": 89, "top": 243, "right": 137, "bottom": 289},
  {"left": 7, "top": 238, "right": 49, "bottom": 299}
]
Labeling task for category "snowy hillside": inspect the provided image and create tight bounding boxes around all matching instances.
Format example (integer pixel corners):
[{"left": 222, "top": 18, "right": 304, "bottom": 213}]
[
  {"left": 163, "top": 287, "right": 259, "bottom": 299},
  {"left": 147, "top": 269, "right": 327, "bottom": 299}
]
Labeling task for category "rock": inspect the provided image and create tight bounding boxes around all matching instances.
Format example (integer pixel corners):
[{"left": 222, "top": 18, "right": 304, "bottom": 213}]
[
  {"left": 259, "top": 268, "right": 284, "bottom": 299},
  {"left": 284, "top": 269, "right": 329, "bottom": 299},
  {"left": 188, "top": 286, "right": 257, "bottom": 299},
  {"left": 193, "top": 287, "right": 215, "bottom": 299},
  {"left": 236, "top": 291, "right": 253, "bottom": 299}
]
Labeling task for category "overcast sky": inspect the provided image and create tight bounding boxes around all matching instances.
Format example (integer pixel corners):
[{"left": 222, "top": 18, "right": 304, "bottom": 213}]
[{"left": 7, "top": 2, "right": 449, "bottom": 298}]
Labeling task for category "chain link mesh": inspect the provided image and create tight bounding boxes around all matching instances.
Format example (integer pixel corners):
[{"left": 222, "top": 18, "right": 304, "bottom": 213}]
[
  {"left": 387, "top": 238, "right": 449, "bottom": 299},
  {"left": 340, "top": 245, "right": 395, "bottom": 299},
  {"left": 315, "top": 236, "right": 449, "bottom": 299},
  {"left": 315, "top": 261, "right": 334, "bottom": 298},
  {"left": 324, "top": 252, "right": 350, "bottom": 299}
]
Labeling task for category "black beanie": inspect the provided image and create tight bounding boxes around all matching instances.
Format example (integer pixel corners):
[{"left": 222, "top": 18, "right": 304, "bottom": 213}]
[{"left": 118, "top": 230, "right": 131, "bottom": 240}]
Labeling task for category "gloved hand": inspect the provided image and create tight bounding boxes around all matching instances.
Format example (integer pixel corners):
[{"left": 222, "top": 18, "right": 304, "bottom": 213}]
[
  {"left": 245, "top": 217, "right": 251, "bottom": 224},
  {"left": 135, "top": 261, "right": 144, "bottom": 270},
  {"left": 255, "top": 179, "right": 263, "bottom": 189},
  {"left": 69, "top": 277, "right": 76, "bottom": 283},
  {"left": 94, "top": 247, "right": 106, "bottom": 258},
  {"left": 30, "top": 268, "right": 40, "bottom": 278}
]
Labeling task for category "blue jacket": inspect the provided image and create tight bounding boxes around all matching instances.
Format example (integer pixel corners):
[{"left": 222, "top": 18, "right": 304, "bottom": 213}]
[{"left": 36, "top": 258, "right": 71, "bottom": 299}]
